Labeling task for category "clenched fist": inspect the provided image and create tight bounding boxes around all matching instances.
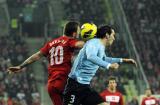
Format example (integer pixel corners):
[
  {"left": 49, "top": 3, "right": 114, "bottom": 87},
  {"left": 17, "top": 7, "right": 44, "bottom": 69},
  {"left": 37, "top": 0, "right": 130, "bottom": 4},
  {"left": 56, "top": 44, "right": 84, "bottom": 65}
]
[{"left": 109, "top": 63, "right": 119, "bottom": 70}]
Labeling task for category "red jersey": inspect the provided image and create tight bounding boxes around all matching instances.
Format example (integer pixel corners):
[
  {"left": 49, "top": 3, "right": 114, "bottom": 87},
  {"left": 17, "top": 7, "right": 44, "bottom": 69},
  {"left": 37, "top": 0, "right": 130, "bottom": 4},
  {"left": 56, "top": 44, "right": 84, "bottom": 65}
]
[
  {"left": 141, "top": 96, "right": 158, "bottom": 105},
  {"left": 40, "top": 36, "right": 78, "bottom": 83},
  {"left": 100, "top": 89, "right": 124, "bottom": 105}
]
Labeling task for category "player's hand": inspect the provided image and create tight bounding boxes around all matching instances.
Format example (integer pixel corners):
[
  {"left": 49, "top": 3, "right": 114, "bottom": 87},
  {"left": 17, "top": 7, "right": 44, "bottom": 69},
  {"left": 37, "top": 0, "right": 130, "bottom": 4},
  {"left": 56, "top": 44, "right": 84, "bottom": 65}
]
[
  {"left": 123, "top": 58, "right": 137, "bottom": 67},
  {"left": 7, "top": 66, "right": 22, "bottom": 74},
  {"left": 109, "top": 63, "right": 119, "bottom": 70}
]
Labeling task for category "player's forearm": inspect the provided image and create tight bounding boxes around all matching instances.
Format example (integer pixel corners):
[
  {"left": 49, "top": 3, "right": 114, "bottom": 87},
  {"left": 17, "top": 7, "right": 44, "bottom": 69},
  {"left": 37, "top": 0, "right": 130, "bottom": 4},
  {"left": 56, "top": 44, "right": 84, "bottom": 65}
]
[
  {"left": 19, "top": 56, "right": 37, "bottom": 68},
  {"left": 122, "top": 58, "right": 135, "bottom": 63},
  {"left": 122, "top": 58, "right": 133, "bottom": 63},
  {"left": 122, "top": 58, "right": 128, "bottom": 62},
  {"left": 104, "top": 56, "right": 122, "bottom": 63},
  {"left": 19, "top": 51, "right": 43, "bottom": 68}
]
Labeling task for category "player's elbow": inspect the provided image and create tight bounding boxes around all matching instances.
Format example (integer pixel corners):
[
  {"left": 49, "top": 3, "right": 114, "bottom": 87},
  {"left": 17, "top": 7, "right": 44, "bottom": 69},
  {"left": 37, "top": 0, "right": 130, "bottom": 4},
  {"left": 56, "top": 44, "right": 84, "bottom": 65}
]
[{"left": 86, "top": 55, "right": 95, "bottom": 61}]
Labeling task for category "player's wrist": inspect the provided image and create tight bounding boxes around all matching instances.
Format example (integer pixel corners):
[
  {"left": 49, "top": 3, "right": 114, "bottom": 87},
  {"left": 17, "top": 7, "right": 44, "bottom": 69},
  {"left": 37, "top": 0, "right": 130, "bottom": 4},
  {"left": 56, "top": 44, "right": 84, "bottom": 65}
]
[
  {"left": 19, "top": 63, "right": 28, "bottom": 69},
  {"left": 120, "top": 58, "right": 123, "bottom": 63},
  {"left": 107, "top": 64, "right": 111, "bottom": 69},
  {"left": 122, "top": 58, "right": 129, "bottom": 63},
  {"left": 19, "top": 65, "right": 24, "bottom": 69}
]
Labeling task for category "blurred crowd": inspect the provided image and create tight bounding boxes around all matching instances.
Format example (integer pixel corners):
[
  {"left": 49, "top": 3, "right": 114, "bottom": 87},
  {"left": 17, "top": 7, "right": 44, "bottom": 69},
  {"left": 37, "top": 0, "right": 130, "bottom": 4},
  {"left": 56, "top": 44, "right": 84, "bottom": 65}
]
[
  {"left": 121, "top": 0, "right": 160, "bottom": 94},
  {"left": 0, "top": 35, "right": 40, "bottom": 105},
  {"left": 62, "top": 0, "right": 107, "bottom": 25}
]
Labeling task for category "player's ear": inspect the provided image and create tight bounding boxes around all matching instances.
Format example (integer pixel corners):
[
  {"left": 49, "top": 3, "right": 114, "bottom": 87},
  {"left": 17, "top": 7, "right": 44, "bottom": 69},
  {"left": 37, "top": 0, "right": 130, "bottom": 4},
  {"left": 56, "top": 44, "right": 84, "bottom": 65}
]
[
  {"left": 105, "top": 34, "right": 110, "bottom": 39},
  {"left": 115, "top": 82, "right": 117, "bottom": 87},
  {"left": 72, "top": 32, "right": 77, "bottom": 38}
]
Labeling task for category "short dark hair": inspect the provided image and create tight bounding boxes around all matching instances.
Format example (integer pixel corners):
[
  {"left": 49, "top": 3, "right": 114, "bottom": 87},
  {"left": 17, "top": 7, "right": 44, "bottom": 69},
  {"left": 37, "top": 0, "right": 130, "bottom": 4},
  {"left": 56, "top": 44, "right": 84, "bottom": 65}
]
[
  {"left": 106, "top": 76, "right": 117, "bottom": 84},
  {"left": 96, "top": 25, "right": 113, "bottom": 38},
  {"left": 64, "top": 21, "right": 79, "bottom": 37}
]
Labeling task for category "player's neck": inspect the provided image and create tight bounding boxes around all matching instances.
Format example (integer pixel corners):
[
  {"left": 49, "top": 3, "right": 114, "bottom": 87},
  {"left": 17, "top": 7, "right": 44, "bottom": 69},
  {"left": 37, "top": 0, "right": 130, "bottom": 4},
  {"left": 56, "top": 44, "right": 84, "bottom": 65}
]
[
  {"left": 100, "top": 38, "right": 107, "bottom": 46},
  {"left": 108, "top": 88, "right": 116, "bottom": 93},
  {"left": 63, "top": 35, "right": 73, "bottom": 38}
]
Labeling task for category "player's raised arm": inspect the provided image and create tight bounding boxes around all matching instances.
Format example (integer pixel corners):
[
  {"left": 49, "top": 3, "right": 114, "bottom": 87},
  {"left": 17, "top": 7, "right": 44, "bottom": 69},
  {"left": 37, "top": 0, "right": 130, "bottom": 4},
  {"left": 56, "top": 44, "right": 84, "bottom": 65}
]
[{"left": 8, "top": 51, "right": 44, "bottom": 73}]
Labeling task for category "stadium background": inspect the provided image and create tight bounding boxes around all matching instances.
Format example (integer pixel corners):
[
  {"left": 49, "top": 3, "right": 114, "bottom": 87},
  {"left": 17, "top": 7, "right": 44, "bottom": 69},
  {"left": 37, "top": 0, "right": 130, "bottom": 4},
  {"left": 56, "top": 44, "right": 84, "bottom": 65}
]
[{"left": 0, "top": 0, "right": 160, "bottom": 104}]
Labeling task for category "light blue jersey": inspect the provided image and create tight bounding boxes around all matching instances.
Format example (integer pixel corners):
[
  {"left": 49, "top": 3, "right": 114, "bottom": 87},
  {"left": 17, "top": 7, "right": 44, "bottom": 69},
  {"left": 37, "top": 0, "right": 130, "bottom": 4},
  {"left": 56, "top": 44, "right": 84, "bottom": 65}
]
[{"left": 69, "top": 38, "right": 122, "bottom": 84}]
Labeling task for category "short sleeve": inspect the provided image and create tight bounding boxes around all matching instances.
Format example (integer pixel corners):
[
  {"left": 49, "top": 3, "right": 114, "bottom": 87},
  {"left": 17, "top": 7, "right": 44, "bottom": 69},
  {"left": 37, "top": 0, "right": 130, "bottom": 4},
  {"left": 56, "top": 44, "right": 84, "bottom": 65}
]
[
  {"left": 100, "top": 91, "right": 106, "bottom": 101},
  {"left": 120, "top": 94, "right": 124, "bottom": 105},
  {"left": 40, "top": 42, "right": 49, "bottom": 56},
  {"left": 69, "top": 39, "right": 78, "bottom": 48}
]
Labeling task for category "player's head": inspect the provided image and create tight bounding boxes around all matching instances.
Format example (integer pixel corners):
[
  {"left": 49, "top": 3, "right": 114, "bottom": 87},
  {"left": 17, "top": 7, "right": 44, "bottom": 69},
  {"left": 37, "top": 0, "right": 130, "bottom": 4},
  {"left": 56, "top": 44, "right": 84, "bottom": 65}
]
[
  {"left": 145, "top": 88, "right": 152, "bottom": 97},
  {"left": 96, "top": 25, "right": 115, "bottom": 46},
  {"left": 107, "top": 76, "right": 117, "bottom": 91},
  {"left": 63, "top": 21, "right": 80, "bottom": 38}
]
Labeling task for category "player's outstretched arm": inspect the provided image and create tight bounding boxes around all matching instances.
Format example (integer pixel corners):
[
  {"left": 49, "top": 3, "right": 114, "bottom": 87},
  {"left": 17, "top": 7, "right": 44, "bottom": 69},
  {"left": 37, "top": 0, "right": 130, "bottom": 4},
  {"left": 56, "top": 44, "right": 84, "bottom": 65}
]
[
  {"left": 8, "top": 51, "right": 44, "bottom": 73},
  {"left": 122, "top": 58, "right": 137, "bottom": 67}
]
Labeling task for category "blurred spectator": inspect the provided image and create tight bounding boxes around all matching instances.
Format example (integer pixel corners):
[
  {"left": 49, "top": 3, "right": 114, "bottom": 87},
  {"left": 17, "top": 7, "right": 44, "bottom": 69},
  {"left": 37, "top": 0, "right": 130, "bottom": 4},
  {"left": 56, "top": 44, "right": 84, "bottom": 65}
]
[{"left": 128, "top": 96, "right": 139, "bottom": 105}]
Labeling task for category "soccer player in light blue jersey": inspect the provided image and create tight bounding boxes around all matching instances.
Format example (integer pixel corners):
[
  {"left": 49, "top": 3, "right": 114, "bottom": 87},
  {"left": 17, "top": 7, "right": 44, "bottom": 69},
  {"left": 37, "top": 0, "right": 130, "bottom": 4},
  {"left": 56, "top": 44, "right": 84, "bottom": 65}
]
[{"left": 63, "top": 25, "right": 137, "bottom": 105}]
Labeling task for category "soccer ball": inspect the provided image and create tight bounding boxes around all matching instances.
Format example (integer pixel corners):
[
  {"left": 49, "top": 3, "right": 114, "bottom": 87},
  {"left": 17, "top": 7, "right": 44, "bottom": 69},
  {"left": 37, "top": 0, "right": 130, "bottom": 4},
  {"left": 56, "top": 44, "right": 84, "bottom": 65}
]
[{"left": 80, "top": 23, "right": 97, "bottom": 40}]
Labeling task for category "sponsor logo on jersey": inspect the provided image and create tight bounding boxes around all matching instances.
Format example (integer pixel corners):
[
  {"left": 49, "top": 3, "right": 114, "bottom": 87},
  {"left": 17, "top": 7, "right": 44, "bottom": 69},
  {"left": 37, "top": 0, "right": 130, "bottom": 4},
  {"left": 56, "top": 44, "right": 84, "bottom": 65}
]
[
  {"left": 145, "top": 99, "right": 156, "bottom": 105},
  {"left": 105, "top": 96, "right": 120, "bottom": 102}
]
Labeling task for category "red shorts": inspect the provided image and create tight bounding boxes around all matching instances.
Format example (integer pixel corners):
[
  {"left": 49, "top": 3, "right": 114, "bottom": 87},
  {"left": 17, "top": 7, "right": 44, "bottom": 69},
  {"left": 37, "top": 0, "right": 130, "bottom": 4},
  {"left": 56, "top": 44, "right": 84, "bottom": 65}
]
[
  {"left": 47, "top": 76, "right": 67, "bottom": 92},
  {"left": 47, "top": 75, "right": 68, "bottom": 105}
]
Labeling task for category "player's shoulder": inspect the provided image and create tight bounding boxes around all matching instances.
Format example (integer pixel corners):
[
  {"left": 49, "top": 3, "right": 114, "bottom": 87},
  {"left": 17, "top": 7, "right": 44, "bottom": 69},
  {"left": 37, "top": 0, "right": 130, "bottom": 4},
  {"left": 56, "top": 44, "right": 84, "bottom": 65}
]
[
  {"left": 48, "top": 36, "right": 61, "bottom": 42},
  {"left": 48, "top": 36, "right": 73, "bottom": 46},
  {"left": 88, "top": 38, "right": 99, "bottom": 42},
  {"left": 115, "top": 90, "right": 123, "bottom": 96},
  {"left": 62, "top": 36, "right": 78, "bottom": 42},
  {"left": 116, "top": 90, "right": 121, "bottom": 93},
  {"left": 86, "top": 38, "right": 100, "bottom": 45},
  {"left": 100, "top": 89, "right": 109, "bottom": 94},
  {"left": 61, "top": 35, "right": 72, "bottom": 39},
  {"left": 151, "top": 96, "right": 157, "bottom": 100},
  {"left": 42, "top": 36, "right": 61, "bottom": 47}
]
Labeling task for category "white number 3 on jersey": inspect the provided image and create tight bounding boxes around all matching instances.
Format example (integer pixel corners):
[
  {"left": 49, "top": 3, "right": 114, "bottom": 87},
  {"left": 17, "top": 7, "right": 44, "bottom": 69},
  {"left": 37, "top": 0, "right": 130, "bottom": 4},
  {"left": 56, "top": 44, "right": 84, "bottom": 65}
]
[{"left": 70, "top": 95, "right": 75, "bottom": 103}]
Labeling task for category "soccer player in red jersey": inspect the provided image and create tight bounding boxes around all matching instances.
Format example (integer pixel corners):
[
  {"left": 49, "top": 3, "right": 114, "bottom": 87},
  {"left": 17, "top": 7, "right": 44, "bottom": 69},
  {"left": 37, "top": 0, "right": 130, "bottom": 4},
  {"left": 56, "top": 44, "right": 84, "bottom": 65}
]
[
  {"left": 141, "top": 88, "right": 158, "bottom": 105},
  {"left": 100, "top": 76, "right": 124, "bottom": 105},
  {"left": 7, "top": 21, "right": 85, "bottom": 105}
]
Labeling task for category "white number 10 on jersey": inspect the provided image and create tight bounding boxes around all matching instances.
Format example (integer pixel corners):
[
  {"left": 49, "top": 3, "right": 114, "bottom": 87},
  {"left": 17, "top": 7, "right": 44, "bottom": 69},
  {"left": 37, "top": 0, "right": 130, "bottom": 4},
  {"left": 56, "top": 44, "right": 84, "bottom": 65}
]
[{"left": 49, "top": 46, "right": 64, "bottom": 65}]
